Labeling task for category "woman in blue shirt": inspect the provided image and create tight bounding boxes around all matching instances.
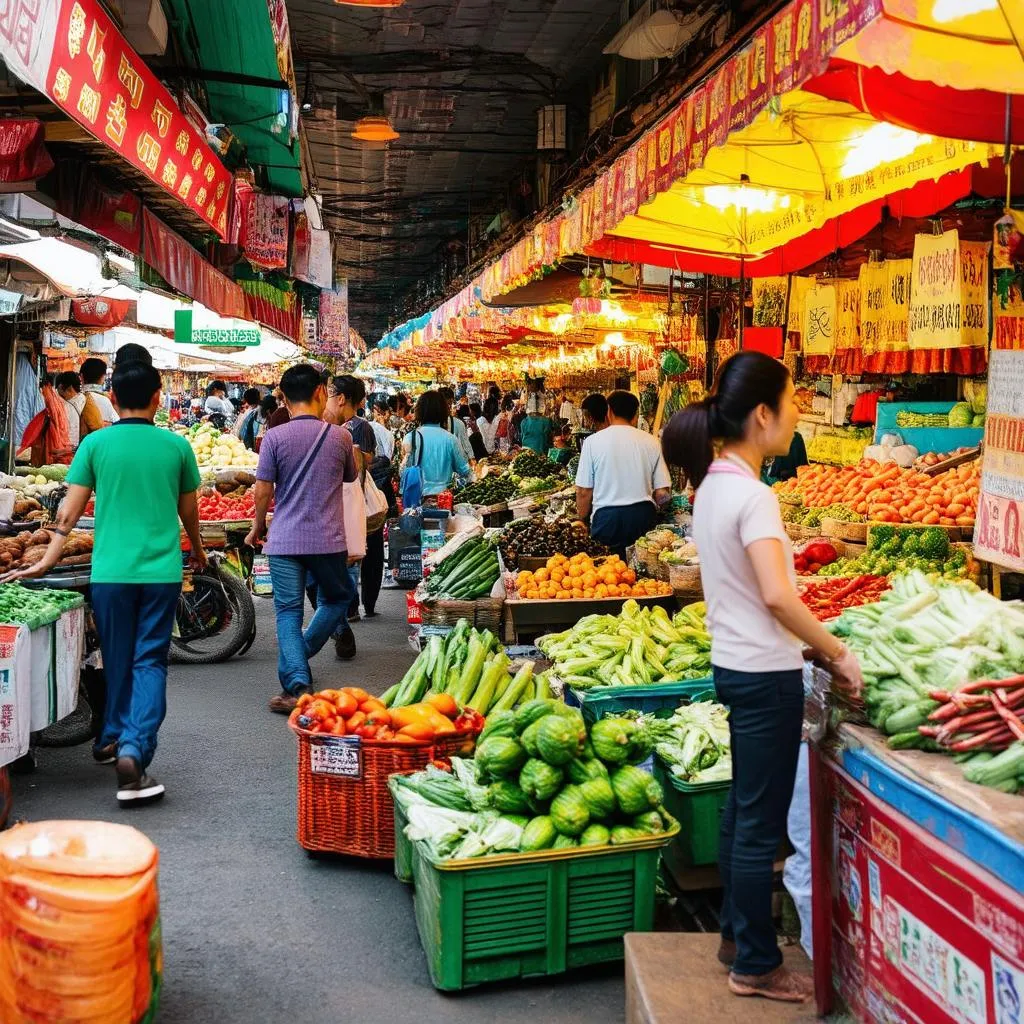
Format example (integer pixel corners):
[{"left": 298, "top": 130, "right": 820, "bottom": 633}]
[{"left": 402, "top": 390, "right": 471, "bottom": 496}]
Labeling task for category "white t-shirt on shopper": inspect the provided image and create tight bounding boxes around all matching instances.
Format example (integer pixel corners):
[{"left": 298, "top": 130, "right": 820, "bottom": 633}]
[
  {"left": 575, "top": 424, "right": 671, "bottom": 512},
  {"left": 693, "top": 455, "right": 802, "bottom": 673}
]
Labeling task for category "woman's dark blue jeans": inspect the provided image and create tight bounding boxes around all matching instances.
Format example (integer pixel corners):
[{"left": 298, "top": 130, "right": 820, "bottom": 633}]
[{"left": 713, "top": 665, "right": 804, "bottom": 976}]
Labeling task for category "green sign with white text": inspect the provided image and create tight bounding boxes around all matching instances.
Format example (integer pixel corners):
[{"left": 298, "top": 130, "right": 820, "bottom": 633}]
[{"left": 174, "top": 309, "right": 261, "bottom": 347}]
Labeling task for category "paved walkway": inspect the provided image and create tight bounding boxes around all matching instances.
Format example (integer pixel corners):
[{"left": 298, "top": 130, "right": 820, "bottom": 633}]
[{"left": 11, "top": 589, "right": 626, "bottom": 1024}]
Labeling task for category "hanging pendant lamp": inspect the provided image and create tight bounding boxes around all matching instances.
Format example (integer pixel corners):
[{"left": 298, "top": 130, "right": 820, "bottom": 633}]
[{"left": 351, "top": 115, "right": 399, "bottom": 143}]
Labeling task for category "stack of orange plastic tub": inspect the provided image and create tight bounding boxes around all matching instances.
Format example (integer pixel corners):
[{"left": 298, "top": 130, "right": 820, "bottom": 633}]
[{"left": 0, "top": 820, "right": 162, "bottom": 1024}]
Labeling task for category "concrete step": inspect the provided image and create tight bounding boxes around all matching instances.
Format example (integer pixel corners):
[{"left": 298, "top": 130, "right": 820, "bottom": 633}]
[{"left": 625, "top": 933, "right": 816, "bottom": 1024}]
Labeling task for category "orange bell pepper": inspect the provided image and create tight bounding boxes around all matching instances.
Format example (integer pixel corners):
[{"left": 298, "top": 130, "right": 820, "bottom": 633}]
[
  {"left": 398, "top": 723, "right": 435, "bottom": 742},
  {"left": 425, "top": 693, "right": 458, "bottom": 718}
]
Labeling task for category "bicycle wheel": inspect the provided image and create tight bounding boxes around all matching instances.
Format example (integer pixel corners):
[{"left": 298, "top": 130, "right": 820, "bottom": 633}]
[{"left": 169, "top": 568, "right": 256, "bottom": 664}]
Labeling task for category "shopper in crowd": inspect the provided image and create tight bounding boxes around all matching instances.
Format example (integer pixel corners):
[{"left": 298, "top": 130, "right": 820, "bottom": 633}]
[
  {"left": 7, "top": 361, "right": 206, "bottom": 804},
  {"left": 519, "top": 404, "right": 553, "bottom": 455},
  {"left": 477, "top": 397, "right": 501, "bottom": 455},
  {"left": 253, "top": 394, "right": 278, "bottom": 451},
  {"left": 455, "top": 393, "right": 472, "bottom": 422},
  {"left": 327, "top": 374, "right": 383, "bottom": 629},
  {"left": 763, "top": 430, "right": 808, "bottom": 486},
  {"left": 497, "top": 395, "right": 518, "bottom": 452},
  {"left": 55, "top": 371, "right": 104, "bottom": 454},
  {"left": 465, "top": 401, "right": 489, "bottom": 460},
  {"left": 559, "top": 391, "right": 578, "bottom": 428},
  {"left": 232, "top": 387, "right": 262, "bottom": 440},
  {"left": 386, "top": 395, "right": 405, "bottom": 431},
  {"left": 267, "top": 385, "right": 291, "bottom": 429},
  {"left": 438, "top": 386, "right": 475, "bottom": 468},
  {"left": 371, "top": 400, "right": 396, "bottom": 461},
  {"left": 575, "top": 390, "right": 669, "bottom": 557},
  {"left": 580, "top": 392, "right": 608, "bottom": 433},
  {"left": 246, "top": 364, "right": 357, "bottom": 713},
  {"left": 660, "top": 351, "right": 863, "bottom": 1004},
  {"left": 402, "top": 390, "right": 471, "bottom": 497},
  {"left": 80, "top": 358, "right": 118, "bottom": 426},
  {"left": 114, "top": 343, "right": 154, "bottom": 367},
  {"left": 204, "top": 380, "right": 233, "bottom": 429}
]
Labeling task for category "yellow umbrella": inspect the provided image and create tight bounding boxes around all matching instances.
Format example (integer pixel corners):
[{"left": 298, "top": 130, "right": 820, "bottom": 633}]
[
  {"left": 607, "top": 89, "right": 997, "bottom": 258},
  {"left": 835, "top": 0, "right": 1024, "bottom": 93}
]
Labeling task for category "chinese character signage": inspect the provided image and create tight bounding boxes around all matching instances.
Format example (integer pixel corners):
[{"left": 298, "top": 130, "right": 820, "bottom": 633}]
[
  {"left": 174, "top": 309, "right": 260, "bottom": 347},
  {"left": 0, "top": 0, "right": 231, "bottom": 238}
]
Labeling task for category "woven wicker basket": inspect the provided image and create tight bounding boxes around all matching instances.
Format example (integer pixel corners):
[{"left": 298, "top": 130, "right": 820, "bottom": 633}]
[
  {"left": 821, "top": 517, "right": 868, "bottom": 543},
  {"left": 420, "top": 596, "right": 504, "bottom": 630},
  {"left": 784, "top": 522, "right": 804, "bottom": 541},
  {"left": 294, "top": 729, "right": 475, "bottom": 858},
  {"left": 668, "top": 562, "right": 702, "bottom": 593}
]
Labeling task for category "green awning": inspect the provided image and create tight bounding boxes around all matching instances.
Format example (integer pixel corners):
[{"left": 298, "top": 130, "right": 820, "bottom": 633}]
[{"left": 164, "top": 0, "right": 303, "bottom": 197}]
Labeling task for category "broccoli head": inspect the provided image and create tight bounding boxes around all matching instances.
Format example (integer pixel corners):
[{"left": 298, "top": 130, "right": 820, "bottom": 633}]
[
  {"left": 949, "top": 548, "right": 967, "bottom": 569},
  {"left": 919, "top": 527, "right": 951, "bottom": 561},
  {"left": 870, "top": 525, "right": 896, "bottom": 550}
]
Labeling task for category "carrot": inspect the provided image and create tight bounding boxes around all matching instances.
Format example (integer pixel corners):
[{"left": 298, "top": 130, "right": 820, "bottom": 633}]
[{"left": 923, "top": 511, "right": 941, "bottom": 524}]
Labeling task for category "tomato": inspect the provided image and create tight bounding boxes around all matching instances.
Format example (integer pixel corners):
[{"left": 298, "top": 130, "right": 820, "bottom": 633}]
[
  {"left": 354, "top": 723, "right": 379, "bottom": 739},
  {"left": 346, "top": 710, "right": 367, "bottom": 730},
  {"left": 296, "top": 693, "right": 314, "bottom": 710},
  {"left": 342, "top": 687, "right": 369, "bottom": 702},
  {"left": 333, "top": 693, "right": 358, "bottom": 719},
  {"left": 360, "top": 698, "right": 387, "bottom": 715},
  {"left": 330, "top": 720, "right": 346, "bottom": 735},
  {"left": 365, "top": 709, "right": 391, "bottom": 728}
]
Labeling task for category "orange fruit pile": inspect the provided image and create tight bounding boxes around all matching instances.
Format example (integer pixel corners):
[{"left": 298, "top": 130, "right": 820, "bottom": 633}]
[{"left": 516, "top": 553, "right": 672, "bottom": 600}]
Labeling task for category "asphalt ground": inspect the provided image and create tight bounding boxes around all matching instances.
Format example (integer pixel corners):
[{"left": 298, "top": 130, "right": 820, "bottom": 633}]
[{"left": 11, "top": 588, "right": 626, "bottom": 1024}]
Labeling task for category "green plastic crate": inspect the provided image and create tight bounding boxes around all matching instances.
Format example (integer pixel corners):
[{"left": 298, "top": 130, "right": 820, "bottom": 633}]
[
  {"left": 654, "top": 758, "right": 729, "bottom": 871},
  {"left": 566, "top": 677, "right": 715, "bottom": 725},
  {"left": 392, "top": 784, "right": 413, "bottom": 884},
  {"left": 408, "top": 830, "right": 675, "bottom": 990}
]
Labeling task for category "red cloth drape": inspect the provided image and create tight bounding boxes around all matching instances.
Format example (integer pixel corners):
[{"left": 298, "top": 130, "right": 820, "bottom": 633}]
[{"left": 803, "top": 347, "right": 987, "bottom": 376}]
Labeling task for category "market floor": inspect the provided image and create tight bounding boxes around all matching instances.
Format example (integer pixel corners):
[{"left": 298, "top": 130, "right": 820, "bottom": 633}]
[{"left": 11, "top": 588, "right": 628, "bottom": 1024}]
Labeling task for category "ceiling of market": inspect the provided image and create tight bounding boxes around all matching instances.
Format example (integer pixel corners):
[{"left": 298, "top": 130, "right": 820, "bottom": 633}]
[{"left": 286, "top": 0, "right": 624, "bottom": 341}]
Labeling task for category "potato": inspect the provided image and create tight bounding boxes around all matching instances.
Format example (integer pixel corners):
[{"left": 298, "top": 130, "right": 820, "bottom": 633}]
[
  {"left": 28, "top": 529, "right": 51, "bottom": 546},
  {"left": 20, "top": 545, "right": 49, "bottom": 565}
]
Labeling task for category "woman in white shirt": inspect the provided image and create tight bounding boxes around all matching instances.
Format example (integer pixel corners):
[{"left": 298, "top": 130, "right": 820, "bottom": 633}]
[
  {"left": 661, "top": 351, "right": 862, "bottom": 1006},
  {"left": 476, "top": 396, "right": 500, "bottom": 455}
]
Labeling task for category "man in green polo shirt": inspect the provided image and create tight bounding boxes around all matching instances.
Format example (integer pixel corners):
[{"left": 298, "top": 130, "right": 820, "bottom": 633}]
[{"left": 8, "top": 361, "right": 206, "bottom": 805}]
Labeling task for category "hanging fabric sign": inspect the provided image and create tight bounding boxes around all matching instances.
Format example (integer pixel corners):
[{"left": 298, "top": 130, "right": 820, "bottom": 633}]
[
  {"left": 751, "top": 277, "right": 787, "bottom": 327},
  {"left": 908, "top": 229, "right": 962, "bottom": 350},
  {"left": 959, "top": 240, "right": 990, "bottom": 349},
  {"left": 787, "top": 276, "right": 812, "bottom": 334},
  {"left": 994, "top": 214, "right": 1021, "bottom": 271},
  {"left": 974, "top": 348, "right": 1024, "bottom": 569},
  {"left": 801, "top": 284, "right": 836, "bottom": 356},
  {"left": 243, "top": 193, "right": 289, "bottom": 270},
  {"left": 303, "top": 229, "right": 333, "bottom": 289},
  {"left": 859, "top": 262, "right": 887, "bottom": 355},
  {"left": 880, "top": 260, "right": 912, "bottom": 352},
  {"left": 317, "top": 282, "right": 349, "bottom": 355},
  {"left": 834, "top": 279, "right": 860, "bottom": 351}
]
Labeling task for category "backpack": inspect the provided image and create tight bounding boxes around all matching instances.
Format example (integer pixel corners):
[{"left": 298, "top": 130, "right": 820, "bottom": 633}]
[
  {"left": 400, "top": 429, "right": 423, "bottom": 509},
  {"left": 240, "top": 409, "right": 259, "bottom": 450}
]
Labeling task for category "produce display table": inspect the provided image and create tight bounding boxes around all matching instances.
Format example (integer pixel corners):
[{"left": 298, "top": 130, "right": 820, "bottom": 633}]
[
  {"left": 503, "top": 593, "right": 678, "bottom": 643},
  {"left": 810, "top": 725, "right": 1024, "bottom": 1022}
]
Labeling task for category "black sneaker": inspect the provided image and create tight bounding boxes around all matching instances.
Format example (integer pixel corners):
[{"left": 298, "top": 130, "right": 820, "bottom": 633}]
[
  {"left": 115, "top": 756, "right": 165, "bottom": 805},
  {"left": 334, "top": 627, "right": 356, "bottom": 660},
  {"left": 364, "top": 610, "right": 379, "bottom": 618},
  {"left": 92, "top": 742, "right": 117, "bottom": 765}
]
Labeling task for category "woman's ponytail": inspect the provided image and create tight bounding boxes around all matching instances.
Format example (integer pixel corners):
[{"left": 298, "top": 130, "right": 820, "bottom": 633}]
[
  {"left": 661, "top": 351, "right": 791, "bottom": 488},
  {"left": 662, "top": 398, "right": 716, "bottom": 488}
]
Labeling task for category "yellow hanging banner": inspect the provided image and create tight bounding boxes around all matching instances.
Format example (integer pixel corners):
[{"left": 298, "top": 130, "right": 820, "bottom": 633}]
[
  {"left": 881, "top": 260, "right": 912, "bottom": 352},
  {"left": 960, "top": 240, "right": 990, "bottom": 349},
  {"left": 908, "top": 229, "right": 962, "bottom": 350},
  {"left": 834, "top": 279, "right": 860, "bottom": 351},
  {"left": 802, "top": 284, "right": 836, "bottom": 356},
  {"left": 859, "top": 262, "right": 886, "bottom": 356}
]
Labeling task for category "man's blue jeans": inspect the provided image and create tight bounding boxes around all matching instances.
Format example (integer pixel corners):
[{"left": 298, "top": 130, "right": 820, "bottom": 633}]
[
  {"left": 91, "top": 582, "right": 181, "bottom": 770},
  {"left": 269, "top": 552, "right": 353, "bottom": 693}
]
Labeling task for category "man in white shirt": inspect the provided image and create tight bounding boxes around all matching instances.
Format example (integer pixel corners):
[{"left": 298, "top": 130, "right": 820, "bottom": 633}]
[
  {"left": 575, "top": 390, "right": 671, "bottom": 556},
  {"left": 559, "top": 392, "right": 578, "bottom": 428},
  {"left": 204, "top": 380, "right": 234, "bottom": 425},
  {"left": 370, "top": 400, "right": 395, "bottom": 460},
  {"left": 80, "top": 358, "right": 118, "bottom": 425}
]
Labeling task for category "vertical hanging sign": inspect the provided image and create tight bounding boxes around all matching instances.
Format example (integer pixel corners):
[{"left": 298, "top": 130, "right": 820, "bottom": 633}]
[{"left": 316, "top": 282, "right": 349, "bottom": 356}]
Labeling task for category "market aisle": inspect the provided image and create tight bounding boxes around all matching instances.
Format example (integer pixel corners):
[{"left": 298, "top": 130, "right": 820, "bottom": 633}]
[{"left": 11, "top": 589, "right": 625, "bottom": 1024}]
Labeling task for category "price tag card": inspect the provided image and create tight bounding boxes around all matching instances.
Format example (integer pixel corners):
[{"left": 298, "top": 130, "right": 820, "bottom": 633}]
[{"left": 309, "top": 735, "right": 362, "bottom": 778}]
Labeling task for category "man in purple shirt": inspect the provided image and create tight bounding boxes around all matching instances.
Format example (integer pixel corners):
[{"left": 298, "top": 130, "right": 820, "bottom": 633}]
[{"left": 246, "top": 365, "right": 357, "bottom": 713}]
